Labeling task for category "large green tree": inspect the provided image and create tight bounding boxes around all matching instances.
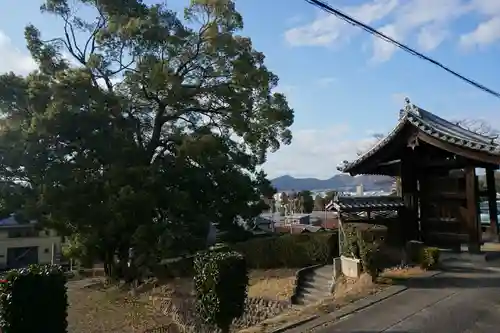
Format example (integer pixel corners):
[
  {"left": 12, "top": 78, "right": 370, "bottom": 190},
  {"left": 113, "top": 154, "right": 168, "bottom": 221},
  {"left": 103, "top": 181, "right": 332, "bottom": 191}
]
[{"left": 0, "top": 0, "right": 293, "bottom": 277}]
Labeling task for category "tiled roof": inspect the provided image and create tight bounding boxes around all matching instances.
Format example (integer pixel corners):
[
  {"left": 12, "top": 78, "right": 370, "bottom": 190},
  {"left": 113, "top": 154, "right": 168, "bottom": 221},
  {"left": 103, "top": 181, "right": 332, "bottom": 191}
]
[
  {"left": 331, "top": 196, "right": 404, "bottom": 212},
  {"left": 338, "top": 98, "right": 500, "bottom": 173},
  {"left": 0, "top": 215, "right": 37, "bottom": 228}
]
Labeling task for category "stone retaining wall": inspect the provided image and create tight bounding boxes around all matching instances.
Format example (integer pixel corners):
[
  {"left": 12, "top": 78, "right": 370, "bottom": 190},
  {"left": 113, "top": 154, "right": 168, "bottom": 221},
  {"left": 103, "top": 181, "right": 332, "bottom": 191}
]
[{"left": 152, "top": 295, "right": 290, "bottom": 332}]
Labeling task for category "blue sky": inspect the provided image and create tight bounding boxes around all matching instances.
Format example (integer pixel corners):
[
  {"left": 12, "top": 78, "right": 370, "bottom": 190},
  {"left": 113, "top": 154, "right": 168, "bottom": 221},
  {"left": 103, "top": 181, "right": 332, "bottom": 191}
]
[{"left": 1, "top": 0, "right": 500, "bottom": 179}]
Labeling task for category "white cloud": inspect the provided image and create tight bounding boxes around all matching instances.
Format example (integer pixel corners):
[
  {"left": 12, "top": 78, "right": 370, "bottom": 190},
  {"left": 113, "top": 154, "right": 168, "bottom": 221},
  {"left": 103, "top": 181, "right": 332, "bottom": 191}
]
[
  {"left": 417, "top": 25, "right": 449, "bottom": 51},
  {"left": 263, "top": 125, "right": 378, "bottom": 179},
  {"left": 0, "top": 30, "right": 36, "bottom": 75},
  {"left": 460, "top": 17, "right": 500, "bottom": 48},
  {"left": 286, "top": 0, "right": 500, "bottom": 62},
  {"left": 284, "top": 0, "right": 399, "bottom": 47},
  {"left": 371, "top": 24, "right": 400, "bottom": 63},
  {"left": 458, "top": 0, "right": 500, "bottom": 48}
]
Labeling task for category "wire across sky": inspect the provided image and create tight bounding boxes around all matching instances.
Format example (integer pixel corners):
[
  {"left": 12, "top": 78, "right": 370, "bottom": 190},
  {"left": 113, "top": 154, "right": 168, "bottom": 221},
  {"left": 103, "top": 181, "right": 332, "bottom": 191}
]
[{"left": 305, "top": 0, "right": 500, "bottom": 100}]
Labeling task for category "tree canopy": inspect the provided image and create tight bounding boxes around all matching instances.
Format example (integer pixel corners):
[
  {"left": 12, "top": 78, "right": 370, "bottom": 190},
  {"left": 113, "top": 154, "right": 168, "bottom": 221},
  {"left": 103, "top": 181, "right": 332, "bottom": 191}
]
[{"left": 0, "top": 0, "right": 293, "bottom": 277}]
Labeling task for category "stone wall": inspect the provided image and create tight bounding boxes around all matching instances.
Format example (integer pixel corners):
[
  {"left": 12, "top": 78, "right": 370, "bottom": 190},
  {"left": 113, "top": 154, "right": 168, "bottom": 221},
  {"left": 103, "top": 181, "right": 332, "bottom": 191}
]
[{"left": 152, "top": 294, "right": 290, "bottom": 332}]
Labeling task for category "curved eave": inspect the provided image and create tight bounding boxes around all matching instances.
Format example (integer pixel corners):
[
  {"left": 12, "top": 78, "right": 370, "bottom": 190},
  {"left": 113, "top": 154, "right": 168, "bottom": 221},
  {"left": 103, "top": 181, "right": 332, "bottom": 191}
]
[
  {"left": 339, "top": 106, "right": 500, "bottom": 175},
  {"left": 407, "top": 113, "right": 500, "bottom": 155},
  {"left": 417, "top": 131, "right": 500, "bottom": 166}
]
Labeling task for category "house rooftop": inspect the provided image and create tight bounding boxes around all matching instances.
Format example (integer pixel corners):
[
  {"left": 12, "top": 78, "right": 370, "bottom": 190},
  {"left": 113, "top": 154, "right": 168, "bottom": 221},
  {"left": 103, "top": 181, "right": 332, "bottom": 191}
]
[{"left": 0, "top": 215, "right": 37, "bottom": 228}]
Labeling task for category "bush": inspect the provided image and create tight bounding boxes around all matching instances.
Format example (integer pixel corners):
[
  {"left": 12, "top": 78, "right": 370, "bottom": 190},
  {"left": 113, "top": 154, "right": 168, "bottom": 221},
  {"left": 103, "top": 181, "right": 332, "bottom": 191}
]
[
  {"left": 341, "top": 223, "right": 388, "bottom": 280},
  {"left": 193, "top": 249, "right": 249, "bottom": 333},
  {"left": 153, "top": 232, "right": 339, "bottom": 279},
  {"left": 418, "top": 247, "right": 440, "bottom": 270},
  {"left": 233, "top": 231, "right": 339, "bottom": 269},
  {"left": 0, "top": 264, "right": 68, "bottom": 333}
]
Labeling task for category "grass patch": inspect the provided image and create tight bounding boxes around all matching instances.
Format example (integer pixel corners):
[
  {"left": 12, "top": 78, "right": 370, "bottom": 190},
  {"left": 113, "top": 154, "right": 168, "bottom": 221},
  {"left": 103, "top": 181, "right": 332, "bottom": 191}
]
[
  {"left": 248, "top": 269, "right": 296, "bottom": 301},
  {"left": 66, "top": 269, "right": 297, "bottom": 333},
  {"left": 377, "top": 266, "right": 428, "bottom": 284},
  {"left": 67, "top": 282, "right": 171, "bottom": 333}
]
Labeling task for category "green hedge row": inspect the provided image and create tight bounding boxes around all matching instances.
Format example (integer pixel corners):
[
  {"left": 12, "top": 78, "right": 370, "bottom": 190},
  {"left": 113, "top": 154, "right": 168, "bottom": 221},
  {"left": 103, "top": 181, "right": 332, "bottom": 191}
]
[
  {"left": 0, "top": 264, "right": 68, "bottom": 333},
  {"left": 233, "top": 231, "right": 339, "bottom": 269},
  {"left": 153, "top": 232, "right": 339, "bottom": 277}
]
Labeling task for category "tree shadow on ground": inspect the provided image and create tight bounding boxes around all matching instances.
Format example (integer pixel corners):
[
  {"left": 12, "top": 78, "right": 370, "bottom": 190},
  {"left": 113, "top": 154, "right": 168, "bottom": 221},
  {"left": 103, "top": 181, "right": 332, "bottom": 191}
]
[{"left": 388, "top": 263, "right": 500, "bottom": 289}]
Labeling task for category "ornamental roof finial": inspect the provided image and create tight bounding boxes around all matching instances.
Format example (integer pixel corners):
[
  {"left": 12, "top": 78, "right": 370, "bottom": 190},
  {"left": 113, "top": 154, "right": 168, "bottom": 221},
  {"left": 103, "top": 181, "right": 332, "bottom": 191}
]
[{"left": 400, "top": 96, "right": 420, "bottom": 118}]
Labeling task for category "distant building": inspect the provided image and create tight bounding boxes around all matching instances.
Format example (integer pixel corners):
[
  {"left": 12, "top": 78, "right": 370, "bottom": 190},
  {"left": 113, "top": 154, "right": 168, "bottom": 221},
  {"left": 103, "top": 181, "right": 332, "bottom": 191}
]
[
  {"left": 356, "top": 184, "right": 364, "bottom": 196},
  {"left": 274, "top": 224, "right": 326, "bottom": 234},
  {"left": 283, "top": 214, "right": 310, "bottom": 226},
  {"left": 0, "top": 215, "right": 62, "bottom": 269}
]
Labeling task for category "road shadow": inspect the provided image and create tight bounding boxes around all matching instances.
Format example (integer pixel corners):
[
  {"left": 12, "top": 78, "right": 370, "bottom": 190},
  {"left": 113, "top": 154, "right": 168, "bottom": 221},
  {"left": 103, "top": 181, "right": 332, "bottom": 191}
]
[
  {"left": 388, "top": 263, "right": 500, "bottom": 289},
  {"left": 326, "top": 331, "right": 410, "bottom": 333}
]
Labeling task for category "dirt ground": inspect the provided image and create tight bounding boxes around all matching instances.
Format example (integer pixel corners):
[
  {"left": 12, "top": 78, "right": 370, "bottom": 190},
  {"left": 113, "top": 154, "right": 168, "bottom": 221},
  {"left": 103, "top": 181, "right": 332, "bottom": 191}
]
[
  {"left": 248, "top": 269, "right": 296, "bottom": 301},
  {"left": 66, "top": 269, "right": 297, "bottom": 333}
]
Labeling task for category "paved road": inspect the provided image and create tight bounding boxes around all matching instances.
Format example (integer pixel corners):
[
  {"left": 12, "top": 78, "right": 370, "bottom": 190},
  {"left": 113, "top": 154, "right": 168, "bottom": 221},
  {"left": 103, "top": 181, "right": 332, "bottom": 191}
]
[{"left": 314, "top": 261, "right": 500, "bottom": 333}]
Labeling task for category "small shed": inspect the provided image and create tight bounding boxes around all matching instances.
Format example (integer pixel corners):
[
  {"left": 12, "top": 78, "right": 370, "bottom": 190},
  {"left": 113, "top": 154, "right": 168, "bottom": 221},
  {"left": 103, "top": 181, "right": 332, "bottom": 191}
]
[{"left": 332, "top": 195, "right": 406, "bottom": 246}]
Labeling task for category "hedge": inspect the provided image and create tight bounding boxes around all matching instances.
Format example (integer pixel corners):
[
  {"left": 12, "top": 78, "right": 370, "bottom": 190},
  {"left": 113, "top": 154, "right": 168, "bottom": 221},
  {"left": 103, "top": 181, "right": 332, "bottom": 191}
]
[
  {"left": 341, "top": 223, "right": 389, "bottom": 280},
  {"left": 0, "top": 264, "right": 68, "bottom": 333},
  {"left": 232, "top": 231, "right": 339, "bottom": 269},
  {"left": 152, "top": 231, "right": 339, "bottom": 279},
  {"left": 194, "top": 249, "right": 248, "bottom": 332},
  {"left": 418, "top": 246, "right": 440, "bottom": 270}
]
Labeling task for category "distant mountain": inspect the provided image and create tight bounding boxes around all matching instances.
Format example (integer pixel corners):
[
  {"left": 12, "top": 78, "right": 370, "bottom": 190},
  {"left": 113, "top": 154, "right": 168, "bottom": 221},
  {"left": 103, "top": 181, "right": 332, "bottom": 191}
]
[{"left": 271, "top": 174, "right": 394, "bottom": 192}]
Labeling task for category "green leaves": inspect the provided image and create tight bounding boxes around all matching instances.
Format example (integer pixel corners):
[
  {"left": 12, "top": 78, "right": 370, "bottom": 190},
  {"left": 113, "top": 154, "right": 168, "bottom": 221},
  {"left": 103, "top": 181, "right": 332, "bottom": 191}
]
[
  {"left": 194, "top": 249, "right": 248, "bottom": 332},
  {"left": 0, "top": 265, "right": 68, "bottom": 333},
  {"left": 0, "top": 0, "right": 293, "bottom": 280}
]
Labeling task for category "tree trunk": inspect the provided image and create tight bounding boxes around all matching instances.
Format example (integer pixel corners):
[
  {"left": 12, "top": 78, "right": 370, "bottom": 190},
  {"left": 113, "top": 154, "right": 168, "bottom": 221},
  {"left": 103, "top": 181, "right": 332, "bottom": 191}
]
[{"left": 103, "top": 250, "right": 114, "bottom": 279}]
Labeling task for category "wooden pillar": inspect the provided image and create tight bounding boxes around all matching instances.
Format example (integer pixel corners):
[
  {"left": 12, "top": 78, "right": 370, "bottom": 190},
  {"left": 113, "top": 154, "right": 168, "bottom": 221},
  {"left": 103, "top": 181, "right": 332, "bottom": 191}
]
[
  {"left": 486, "top": 168, "right": 499, "bottom": 241},
  {"left": 465, "top": 166, "right": 481, "bottom": 253},
  {"left": 401, "top": 153, "right": 419, "bottom": 241}
]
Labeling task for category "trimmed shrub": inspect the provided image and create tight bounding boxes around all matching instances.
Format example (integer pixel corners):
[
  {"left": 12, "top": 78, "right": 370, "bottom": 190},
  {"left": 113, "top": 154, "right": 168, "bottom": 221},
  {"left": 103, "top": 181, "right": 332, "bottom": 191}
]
[
  {"left": 194, "top": 249, "right": 249, "bottom": 333},
  {"left": 0, "top": 264, "right": 68, "bottom": 333},
  {"left": 418, "top": 246, "right": 440, "bottom": 270},
  {"left": 341, "top": 223, "right": 388, "bottom": 280},
  {"left": 233, "top": 231, "right": 339, "bottom": 269}
]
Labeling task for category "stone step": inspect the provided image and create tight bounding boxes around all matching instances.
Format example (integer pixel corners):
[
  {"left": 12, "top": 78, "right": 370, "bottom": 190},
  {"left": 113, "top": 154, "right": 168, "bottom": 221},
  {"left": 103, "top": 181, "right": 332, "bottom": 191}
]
[
  {"left": 304, "top": 272, "right": 331, "bottom": 284},
  {"left": 314, "top": 265, "right": 334, "bottom": 279},
  {"left": 296, "top": 286, "right": 330, "bottom": 305},
  {"left": 301, "top": 279, "right": 332, "bottom": 294}
]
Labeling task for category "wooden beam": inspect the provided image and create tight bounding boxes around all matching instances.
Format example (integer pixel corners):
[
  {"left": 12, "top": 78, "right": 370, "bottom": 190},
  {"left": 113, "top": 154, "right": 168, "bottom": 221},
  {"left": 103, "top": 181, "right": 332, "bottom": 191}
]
[
  {"left": 401, "top": 151, "right": 420, "bottom": 241},
  {"left": 419, "top": 157, "right": 499, "bottom": 170},
  {"left": 465, "top": 166, "right": 481, "bottom": 253},
  {"left": 418, "top": 132, "right": 500, "bottom": 165},
  {"left": 485, "top": 168, "right": 499, "bottom": 241}
]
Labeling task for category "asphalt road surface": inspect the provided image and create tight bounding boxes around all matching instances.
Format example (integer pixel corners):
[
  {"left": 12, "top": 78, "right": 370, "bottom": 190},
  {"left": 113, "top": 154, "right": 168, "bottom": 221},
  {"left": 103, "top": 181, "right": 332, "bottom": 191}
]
[{"left": 314, "top": 261, "right": 500, "bottom": 333}]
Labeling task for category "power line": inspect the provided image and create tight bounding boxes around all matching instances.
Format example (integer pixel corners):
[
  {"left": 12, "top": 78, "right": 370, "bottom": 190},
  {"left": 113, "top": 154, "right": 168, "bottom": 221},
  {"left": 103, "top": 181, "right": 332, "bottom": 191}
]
[{"left": 305, "top": 0, "right": 500, "bottom": 100}]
